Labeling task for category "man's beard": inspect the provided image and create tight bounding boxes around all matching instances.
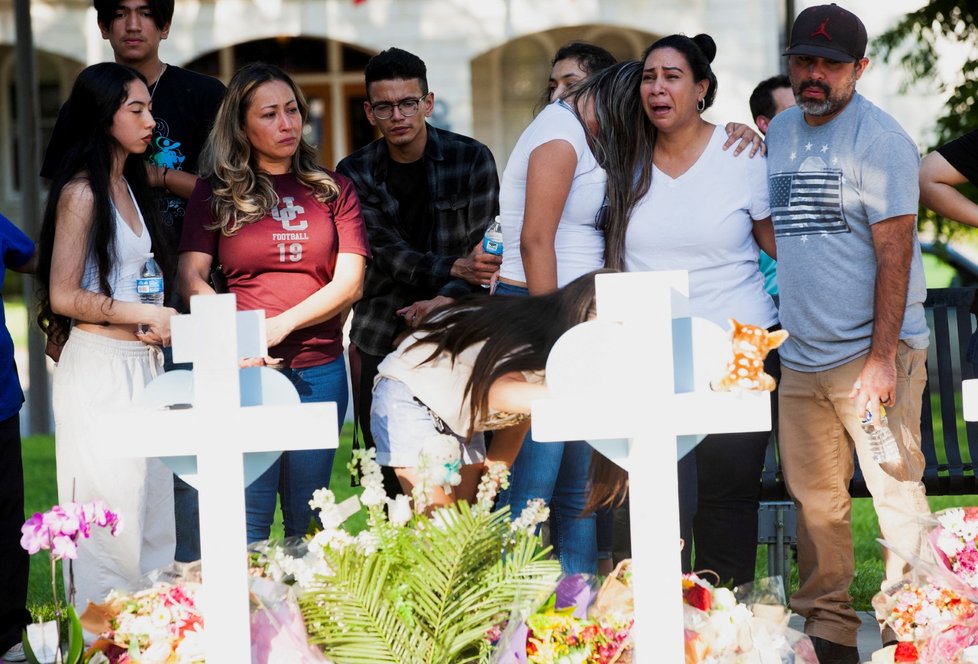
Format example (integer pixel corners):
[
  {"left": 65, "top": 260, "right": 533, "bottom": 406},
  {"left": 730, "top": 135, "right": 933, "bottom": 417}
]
[{"left": 793, "top": 76, "right": 855, "bottom": 117}]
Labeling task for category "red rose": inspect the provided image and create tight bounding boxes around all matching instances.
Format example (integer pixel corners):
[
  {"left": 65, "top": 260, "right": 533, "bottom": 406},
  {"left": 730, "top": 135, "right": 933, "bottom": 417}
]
[
  {"left": 894, "top": 641, "right": 918, "bottom": 663},
  {"left": 683, "top": 584, "right": 712, "bottom": 611}
]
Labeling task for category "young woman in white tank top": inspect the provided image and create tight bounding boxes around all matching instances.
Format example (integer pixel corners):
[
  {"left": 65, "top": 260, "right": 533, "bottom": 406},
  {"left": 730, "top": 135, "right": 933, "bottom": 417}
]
[{"left": 35, "top": 63, "right": 179, "bottom": 618}]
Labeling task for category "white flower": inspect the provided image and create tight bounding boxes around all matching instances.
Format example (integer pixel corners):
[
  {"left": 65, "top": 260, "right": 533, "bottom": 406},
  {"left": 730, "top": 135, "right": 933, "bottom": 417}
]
[
  {"left": 360, "top": 485, "right": 387, "bottom": 508},
  {"left": 140, "top": 640, "right": 174, "bottom": 664},
  {"left": 388, "top": 494, "right": 413, "bottom": 526},
  {"left": 308, "top": 487, "right": 335, "bottom": 512},
  {"left": 355, "top": 530, "right": 380, "bottom": 556},
  {"left": 475, "top": 461, "right": 510, "bottom": 512},
  {"left": 149, "top": 605, "right": 173, "bottom": 628},
  {"left": 174, "top": 622, "right": 205, "bottom": 663},
  {"left": 511, "top": 499, "right": 549, "bottom": 534}
]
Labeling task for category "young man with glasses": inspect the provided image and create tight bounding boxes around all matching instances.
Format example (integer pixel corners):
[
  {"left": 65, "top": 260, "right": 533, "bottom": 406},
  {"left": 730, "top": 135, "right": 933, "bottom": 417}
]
[{"left": 337, "top": 47, "right": 500, "bottom": 495}]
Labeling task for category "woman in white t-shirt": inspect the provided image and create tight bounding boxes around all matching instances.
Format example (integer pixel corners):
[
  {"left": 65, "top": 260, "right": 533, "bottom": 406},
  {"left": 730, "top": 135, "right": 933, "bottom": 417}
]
[
  {"left": 601, "top": 34, "right": 778, "bottom": 588},
  {"left": 494, "top": 53, "right": 651, "bottom": 576}
]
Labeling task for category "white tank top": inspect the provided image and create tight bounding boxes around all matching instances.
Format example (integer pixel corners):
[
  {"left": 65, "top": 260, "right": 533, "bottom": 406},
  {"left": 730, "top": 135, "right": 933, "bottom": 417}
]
[{"left": 80, "top": 181, "right": 152, "bottom": 303}]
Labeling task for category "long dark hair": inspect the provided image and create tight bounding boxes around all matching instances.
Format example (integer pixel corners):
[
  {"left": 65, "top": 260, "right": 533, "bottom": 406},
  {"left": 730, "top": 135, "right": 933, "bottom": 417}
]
[
  {"left": 567, "top": 61, "right": 655, "bottom": 271},
  {"left": 36, "top": 62, "right": 170, "bottom": 344},
  {"left": 410, "top": 269, "right": 613, "bottom": 438}
]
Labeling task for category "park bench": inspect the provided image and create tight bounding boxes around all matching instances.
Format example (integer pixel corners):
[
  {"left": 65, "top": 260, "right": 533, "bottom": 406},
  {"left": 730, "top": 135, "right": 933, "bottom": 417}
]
[{"left": 759, "top": 286, "right": 978, "bottom": 582}]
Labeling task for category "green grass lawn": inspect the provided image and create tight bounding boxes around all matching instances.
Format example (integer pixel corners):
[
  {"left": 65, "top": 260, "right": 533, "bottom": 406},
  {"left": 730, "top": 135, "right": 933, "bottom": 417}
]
[{"left": 22, "top": 425, "right": 361, "bottom": 619}]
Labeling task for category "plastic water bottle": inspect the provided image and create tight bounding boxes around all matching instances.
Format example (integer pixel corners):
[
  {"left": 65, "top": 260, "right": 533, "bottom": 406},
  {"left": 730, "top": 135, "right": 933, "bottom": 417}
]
[
  {"left": 482, "top": 217, "right": 504, "bottom": 257},
  {"left": 861, "top": 405, "right": 907, "bottom": 480},
  {"left": 481, "top": 217, "right": 503, "bottom": 289},
  {"left": 136, "top": 253, "right": 164, "bottom": 333}
]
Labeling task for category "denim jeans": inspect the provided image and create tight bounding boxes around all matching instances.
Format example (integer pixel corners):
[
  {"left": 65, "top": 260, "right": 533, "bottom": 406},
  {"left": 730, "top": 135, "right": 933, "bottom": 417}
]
[
  {"left": 493, "top": 280, "right": 597, "bottom": 574},
  {"left": 244, "top": 358, "right": 348, "bottom": 542}
]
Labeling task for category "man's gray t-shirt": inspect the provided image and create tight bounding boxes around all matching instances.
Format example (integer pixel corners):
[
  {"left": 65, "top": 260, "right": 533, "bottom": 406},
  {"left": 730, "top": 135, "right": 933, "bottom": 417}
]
[{"left": 766, "top": 93, "right": 929, "bottom": 372}]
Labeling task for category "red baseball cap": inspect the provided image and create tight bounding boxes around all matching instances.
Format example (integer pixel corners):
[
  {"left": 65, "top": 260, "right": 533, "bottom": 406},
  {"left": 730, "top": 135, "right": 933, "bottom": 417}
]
[{"left": 784, "top": 3, "right": 867, "bottom": 63}]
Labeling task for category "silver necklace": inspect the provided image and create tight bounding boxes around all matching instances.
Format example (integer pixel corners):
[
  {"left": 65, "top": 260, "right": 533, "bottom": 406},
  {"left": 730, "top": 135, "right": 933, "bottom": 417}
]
[{"left": 150, "top": 62, "right": 167, "bottom": 101}]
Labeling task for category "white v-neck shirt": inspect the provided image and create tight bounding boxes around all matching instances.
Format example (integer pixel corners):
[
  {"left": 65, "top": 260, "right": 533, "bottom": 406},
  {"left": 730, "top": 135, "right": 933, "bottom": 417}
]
[
  {"left": 624, "top": 125, "right": 776, "bottom": 329},
  {"left": 81, "top": 180, "right": 152, "bottom": 302}
]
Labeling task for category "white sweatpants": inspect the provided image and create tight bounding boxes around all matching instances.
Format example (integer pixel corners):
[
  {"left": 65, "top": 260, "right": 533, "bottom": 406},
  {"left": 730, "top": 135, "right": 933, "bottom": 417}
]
[{"left": 53, "top": 328, "right": 175, "bottom": 613}]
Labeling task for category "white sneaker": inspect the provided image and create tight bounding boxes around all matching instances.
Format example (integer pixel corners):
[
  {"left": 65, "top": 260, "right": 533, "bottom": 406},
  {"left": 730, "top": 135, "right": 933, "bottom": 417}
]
[{"left": 2, "top": 642, "right": 26, "bottom": 662}]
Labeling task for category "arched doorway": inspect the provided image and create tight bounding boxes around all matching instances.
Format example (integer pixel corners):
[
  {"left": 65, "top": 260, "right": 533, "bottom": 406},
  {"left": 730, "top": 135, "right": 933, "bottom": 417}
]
[{"left": 185, "top": 37, "right": 378, "bottom": 169}]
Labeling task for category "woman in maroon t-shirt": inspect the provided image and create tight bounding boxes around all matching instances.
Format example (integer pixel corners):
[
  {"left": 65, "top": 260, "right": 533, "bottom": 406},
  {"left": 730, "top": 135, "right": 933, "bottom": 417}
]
[{"left": 179, "top": 63, "right": 370, "bottom": 543}]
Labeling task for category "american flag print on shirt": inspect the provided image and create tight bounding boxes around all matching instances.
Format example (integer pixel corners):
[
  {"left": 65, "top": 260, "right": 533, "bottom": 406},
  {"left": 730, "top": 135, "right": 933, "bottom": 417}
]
[{"left": 770, "top": 165, "right": 849, "bottom": 238}]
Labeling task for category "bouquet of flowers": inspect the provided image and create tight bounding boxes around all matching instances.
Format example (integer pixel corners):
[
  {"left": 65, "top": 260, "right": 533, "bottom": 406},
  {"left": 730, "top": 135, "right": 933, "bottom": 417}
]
[
  {"left": 931, "top": 507, "right": 978, "bottom": 591},
  {"left": 869, "top": 507, "right": 978, "bottom": 663},
  {"left": 683, "top": 574, "right": 816, "bottom": 663},
  {"left": 83, "top": 582, "right": 204, "bottom": 664},
  {"left": 490, "top": 571, "right": 633, "bottom": 664},
  {"left": 872, "top": 576, "right": 978, "bottom": 663},
  {"left": 249, "top": 576, "right": 328, "bottom": 664},
  {"left": 279, "top": 448, "right": 561, "bottom": 664}
]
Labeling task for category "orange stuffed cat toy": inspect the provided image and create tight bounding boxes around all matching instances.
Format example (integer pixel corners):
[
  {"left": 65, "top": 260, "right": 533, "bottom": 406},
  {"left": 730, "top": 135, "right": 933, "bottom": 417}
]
[{"left": 714, "top": 319, "right": 789, "bottom": 392}]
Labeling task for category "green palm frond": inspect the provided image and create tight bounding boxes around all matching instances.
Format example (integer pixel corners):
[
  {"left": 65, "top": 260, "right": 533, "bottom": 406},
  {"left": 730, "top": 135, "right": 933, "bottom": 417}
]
[
  {"left": 300, "top": 549, "right": 427, "bottom": 664},
  {"left": 301, "top": 501, "right": 561, "bottom": 664}
]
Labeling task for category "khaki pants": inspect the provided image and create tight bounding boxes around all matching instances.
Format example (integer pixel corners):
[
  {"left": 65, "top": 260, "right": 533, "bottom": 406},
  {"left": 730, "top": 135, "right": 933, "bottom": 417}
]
[{"left": 779, "top": 342, "right": 931, "bottom": 646}]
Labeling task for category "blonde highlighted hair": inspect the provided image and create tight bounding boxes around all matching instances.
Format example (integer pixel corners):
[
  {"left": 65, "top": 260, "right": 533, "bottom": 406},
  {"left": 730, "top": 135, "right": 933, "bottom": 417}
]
[{"left": 199, "top": 62, "right": 339, "bottom": 236}]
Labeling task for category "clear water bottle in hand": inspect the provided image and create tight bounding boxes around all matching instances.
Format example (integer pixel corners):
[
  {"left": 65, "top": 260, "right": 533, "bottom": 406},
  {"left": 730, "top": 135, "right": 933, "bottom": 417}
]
[
  {"left": 861, "top": 404, "right": 908, "bottom": 480},
  {"left": 136, "top": 252, "right": 164, "bottom": 334},
  {"left": 481, "top": 217, "right": 503, "bottom": 289}
]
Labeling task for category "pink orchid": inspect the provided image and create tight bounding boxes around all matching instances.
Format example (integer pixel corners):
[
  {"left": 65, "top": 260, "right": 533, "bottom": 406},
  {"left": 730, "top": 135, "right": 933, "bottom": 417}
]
[
  {"left": 20, "top": 500, "right": 122, "bottom": 561},
  {"left": 51, "top": 534, "right": 79, "bottom": 560},
  {"left": 20, "top": 512, "right": 50, "bottom": 554}
]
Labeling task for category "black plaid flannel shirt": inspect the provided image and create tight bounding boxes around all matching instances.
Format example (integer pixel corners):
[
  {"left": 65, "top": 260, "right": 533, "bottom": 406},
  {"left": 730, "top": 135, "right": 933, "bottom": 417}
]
[{"left": 337, "top": 124, "right": 500, "bottom": 356}]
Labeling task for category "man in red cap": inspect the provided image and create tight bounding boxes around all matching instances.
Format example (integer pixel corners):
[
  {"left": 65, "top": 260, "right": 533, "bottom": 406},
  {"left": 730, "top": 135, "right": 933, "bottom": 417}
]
[{"left": 765, "top": 4, "right": 931, "bottom": 663}]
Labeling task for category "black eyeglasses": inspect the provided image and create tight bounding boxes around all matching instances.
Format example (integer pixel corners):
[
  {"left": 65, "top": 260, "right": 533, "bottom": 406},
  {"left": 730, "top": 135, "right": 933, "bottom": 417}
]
[{"left": 370, "top": 95, "right": 428, "bottom": 120}]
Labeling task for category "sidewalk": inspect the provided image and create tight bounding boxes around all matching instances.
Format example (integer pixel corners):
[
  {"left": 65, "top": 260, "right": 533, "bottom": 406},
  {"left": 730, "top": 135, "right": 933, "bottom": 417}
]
[{"left": 789, "top": 611, "right": 883, "bottom": 663}]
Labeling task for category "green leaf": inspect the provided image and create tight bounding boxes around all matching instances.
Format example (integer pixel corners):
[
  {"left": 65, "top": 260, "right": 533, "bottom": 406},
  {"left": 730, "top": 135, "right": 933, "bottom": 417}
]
[
  {"left": 66, "top": 605, "right": 84, "bottom": 664},
  {"left": 300, "top": 501, "right": 560, "bottom": 664}
]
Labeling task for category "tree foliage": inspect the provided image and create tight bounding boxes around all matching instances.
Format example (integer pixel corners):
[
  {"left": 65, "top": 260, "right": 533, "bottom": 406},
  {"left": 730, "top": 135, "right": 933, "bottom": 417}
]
[{"left": 874, "top": 1, "right": 978, "bottom": 241}]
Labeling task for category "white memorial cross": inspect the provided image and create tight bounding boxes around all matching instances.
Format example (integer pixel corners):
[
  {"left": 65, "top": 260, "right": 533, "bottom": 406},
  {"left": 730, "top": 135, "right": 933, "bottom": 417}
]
[
  {"left": 95, "top": 293, "right": 338, "bottom": 662},
  {"left": 532, "top": 271, "right": 772, "bottom": 662}
]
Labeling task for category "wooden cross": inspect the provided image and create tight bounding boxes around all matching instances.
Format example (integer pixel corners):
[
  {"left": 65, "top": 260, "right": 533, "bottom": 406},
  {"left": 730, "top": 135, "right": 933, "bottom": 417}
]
[
  {"left": 531, "top": 271, "right": 771, "bottom": 662},
  {"left": 95, "top": 294, "right": 338, "bottom": 662}
]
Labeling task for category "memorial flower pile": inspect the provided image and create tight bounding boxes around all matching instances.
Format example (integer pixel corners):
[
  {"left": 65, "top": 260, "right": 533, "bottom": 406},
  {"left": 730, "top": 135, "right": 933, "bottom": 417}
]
[
  {"left": 683, "top": 573, "right": 817, "bottom": 663},
  {"left": 86, "top": 583, "right": 205, "bottom": 664},
  {"left": 277, "top": 448, "right": 562, "bottom": 664}
]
